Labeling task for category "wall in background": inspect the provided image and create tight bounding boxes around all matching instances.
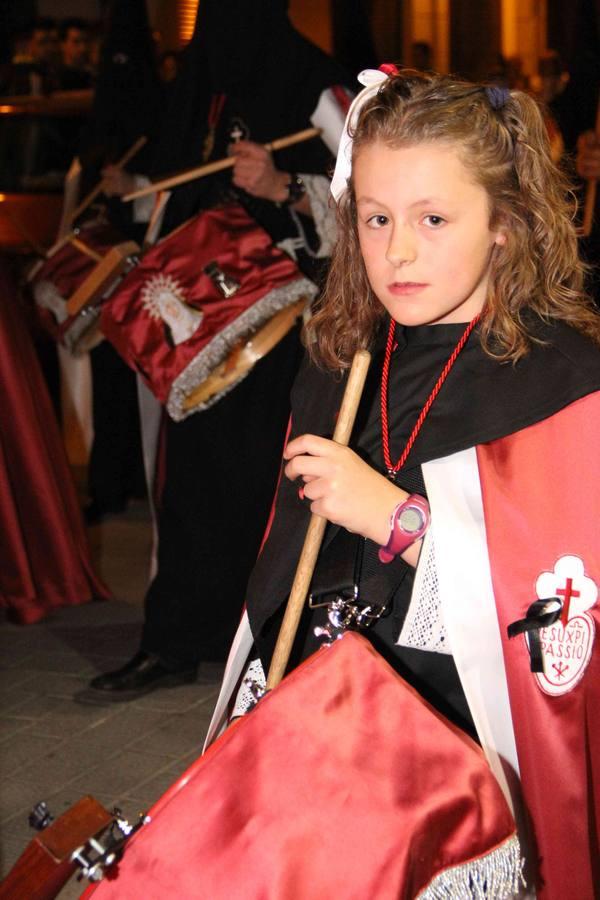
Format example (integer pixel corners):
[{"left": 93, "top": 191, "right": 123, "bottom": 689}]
[{"left": 37, "top": 0, "right": 101, "bottom": 19}]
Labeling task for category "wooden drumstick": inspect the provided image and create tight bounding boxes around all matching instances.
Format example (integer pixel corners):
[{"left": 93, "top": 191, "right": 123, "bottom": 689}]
[
  {"left": 580, "top": 98, "right": 600, "bottom": 238},
  {"left": 66, "top": 135, "right": 147, "bottom": 226},
  {"left": 266, "top": 349, "right": 372, "bottom": 691},
  {"left": 122, "top": 127, "right": 322, "bottom": 201},
  {"left": 68, "top": 237, "right": 102, "bottom": 262},
  {"left": 42, "top": 136, "right": 148, "bottom": 261}
]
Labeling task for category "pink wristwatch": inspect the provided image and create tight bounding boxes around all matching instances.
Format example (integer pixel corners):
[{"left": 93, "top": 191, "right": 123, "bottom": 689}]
[{"left": 378, "top": 494, "right": 430, "bottom": 564}]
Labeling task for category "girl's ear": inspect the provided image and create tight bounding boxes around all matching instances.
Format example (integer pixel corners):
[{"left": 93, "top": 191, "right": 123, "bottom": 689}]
[{"left": 493, "top": 229, "right": 507, "bottom": 247}]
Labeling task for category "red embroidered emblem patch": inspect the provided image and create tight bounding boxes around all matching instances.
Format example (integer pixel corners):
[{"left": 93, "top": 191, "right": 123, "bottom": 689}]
[{"left": 533, "top": 555, "right": 597, "bottom": 696}]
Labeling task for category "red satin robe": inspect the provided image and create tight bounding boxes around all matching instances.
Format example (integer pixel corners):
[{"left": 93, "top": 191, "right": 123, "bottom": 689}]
[{"left": 0, "top": 259, "right": 109, "bottom": 623}]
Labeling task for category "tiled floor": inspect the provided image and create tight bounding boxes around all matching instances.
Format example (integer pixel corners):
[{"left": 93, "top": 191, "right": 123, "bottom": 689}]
[{"left": 0, "top": 501, "right": 224, "bottom": 897}]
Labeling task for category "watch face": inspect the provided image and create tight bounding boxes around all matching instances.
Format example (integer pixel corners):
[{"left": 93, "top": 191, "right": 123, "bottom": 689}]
[{"left": 399, "top": 506, "right": 425, "bottom": 534}]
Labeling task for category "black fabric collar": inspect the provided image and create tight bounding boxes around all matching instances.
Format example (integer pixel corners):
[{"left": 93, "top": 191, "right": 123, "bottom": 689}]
[{"left": 305, "top": 318, "right": 600, "bottom": 471}]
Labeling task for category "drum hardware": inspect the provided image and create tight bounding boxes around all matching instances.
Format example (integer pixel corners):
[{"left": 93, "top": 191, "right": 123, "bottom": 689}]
[
  {"left": 308, "top": 532, "right": 387, "bottom": 645},
  {"left": 312, "top": 597, "right": 387, "bottom": 645},
  {"left": 241, "top": 677, "right": 268, "bottom": 712},
  {"left": 29, "top": 801, "right": 54, "bottom": 831},
  {"left": 69, "top": 808, "right": 150, "bottom": 884},
  {"left": 203, "top": 260, "right": 240, "bottom": 298},
  {"left": 0, "top": 796, "right": 113, "bottom": 899},
  {"left": 30, "top": 227, "right": 141, "bottom": 356},
  {"left": 66, "top": 240, "right": 141, "bottom": 317},
  {"left": 309, "top": 570, "right": 387, "bottom": 646}
]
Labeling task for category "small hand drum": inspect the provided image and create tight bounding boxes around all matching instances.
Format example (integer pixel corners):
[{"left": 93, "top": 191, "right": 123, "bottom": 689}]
[
  {"left": 100, "top": 204, "right": 318, "bottom": 419},
  {"left": 30, "top": 222, "right": 140, "bottom": 355},
  {"left": 85, "top": 633, "right": 522, "bottom": 899}
]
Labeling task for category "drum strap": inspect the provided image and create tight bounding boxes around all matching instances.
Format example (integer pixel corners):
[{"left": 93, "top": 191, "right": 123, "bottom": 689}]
[{"left": 203, "top": 93, "right": 227, "bottom": 162}]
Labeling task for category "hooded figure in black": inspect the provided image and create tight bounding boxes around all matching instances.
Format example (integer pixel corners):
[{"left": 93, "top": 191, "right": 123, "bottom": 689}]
[
  {"left": 88, "top": 0, "right": 352, "bottom": 697},
  {"left": 77, "top": 0, "right": 161, "bottom": 523}
]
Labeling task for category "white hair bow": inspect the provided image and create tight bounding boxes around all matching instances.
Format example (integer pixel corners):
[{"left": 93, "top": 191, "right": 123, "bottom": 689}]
[{"left": 330, "top": 68, "right": 391, "bottom": 203}]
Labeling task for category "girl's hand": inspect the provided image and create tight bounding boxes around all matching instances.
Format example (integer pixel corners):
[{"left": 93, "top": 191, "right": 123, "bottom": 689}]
[
  {"left": 229, "top": 140, "right": 289, "bottom": 202},
  {"left": 283, "top": 433, "right": 407, "bottom": 546}
]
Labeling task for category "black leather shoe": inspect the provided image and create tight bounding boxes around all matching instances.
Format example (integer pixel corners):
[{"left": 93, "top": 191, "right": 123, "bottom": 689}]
[{"left": 84, "top": 651, "right": 197, "bottom": 701}]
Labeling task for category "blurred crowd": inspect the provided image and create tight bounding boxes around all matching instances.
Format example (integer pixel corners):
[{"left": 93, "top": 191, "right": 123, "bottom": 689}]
[{"left": 0, "top": 15, "right": 180, "bottom": 97}]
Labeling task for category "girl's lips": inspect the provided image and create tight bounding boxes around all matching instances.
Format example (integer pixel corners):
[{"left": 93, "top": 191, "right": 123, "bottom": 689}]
[{"left": 387, "top": 282, "right": 428, "bottom": 296}]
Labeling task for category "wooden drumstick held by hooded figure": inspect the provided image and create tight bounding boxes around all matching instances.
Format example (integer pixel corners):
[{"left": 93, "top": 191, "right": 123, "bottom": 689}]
[{"left": 122, "top": 128, "right": 322, "bottom": 201}]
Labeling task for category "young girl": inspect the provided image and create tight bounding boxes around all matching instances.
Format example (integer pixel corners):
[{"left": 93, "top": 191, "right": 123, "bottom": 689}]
[{"left": 209, "top": 68, "right": 600, "bottom": 897}]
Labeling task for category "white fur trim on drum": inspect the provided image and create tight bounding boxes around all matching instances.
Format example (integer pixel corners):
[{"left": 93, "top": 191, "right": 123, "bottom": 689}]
[
  {"left": 33, "top": 280, "right": 69, "bottom": 323},
  {"left": 167, "top": 277, "right": 317, "bottom": 421},
  {"left": 416, "top": 833, "right": 524, "bottom": 899}
]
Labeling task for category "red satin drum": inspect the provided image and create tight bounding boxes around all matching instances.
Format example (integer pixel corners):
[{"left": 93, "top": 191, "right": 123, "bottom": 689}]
[
  {"left": 100, "top": 204, "right": 317, "bottom": 420},
  {"left": 30, "top": 222, "right": 139, "bottom": 354},
  {"left": 85, "top": 634, "right": 521, "bottom": 900}
]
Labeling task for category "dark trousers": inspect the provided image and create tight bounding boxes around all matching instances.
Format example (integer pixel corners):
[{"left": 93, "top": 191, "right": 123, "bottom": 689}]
[
  {"left": 89, "top": 341, "right": 146, "bottom": 511},
  {"left": 142, "top": 327, "right": 303, "bottom": 667}
]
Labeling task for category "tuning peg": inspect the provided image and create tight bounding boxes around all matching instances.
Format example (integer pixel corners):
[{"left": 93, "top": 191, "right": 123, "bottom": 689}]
[{"left": 29, "top": 801, "right": 54, "bottom": 831}]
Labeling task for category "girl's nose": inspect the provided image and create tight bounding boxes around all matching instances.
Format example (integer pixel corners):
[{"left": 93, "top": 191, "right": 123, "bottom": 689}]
[{"left": 385, "top": 223, "right": 417, "bottom": 267}]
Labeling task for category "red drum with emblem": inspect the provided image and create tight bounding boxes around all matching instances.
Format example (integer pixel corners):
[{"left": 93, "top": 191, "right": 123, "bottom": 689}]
[
  {"left": 100, "top": 204, "right": 317, "bottom": 419},
  {"left": 84, "top": 634, "right": 521, "bottom": 899},
  {"left": 30, "top": 221, "right": 140, "bottom": 354}
]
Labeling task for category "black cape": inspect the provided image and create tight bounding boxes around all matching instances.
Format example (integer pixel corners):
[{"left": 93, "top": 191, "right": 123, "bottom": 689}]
[{"left": 246, "top": 319, "right": 600, "bottom": 727}]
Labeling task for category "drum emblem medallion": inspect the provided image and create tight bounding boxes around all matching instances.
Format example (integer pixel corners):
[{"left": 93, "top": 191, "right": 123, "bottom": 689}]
[{"left": 141, "top": 273, "right": 203, "bottom": 345}]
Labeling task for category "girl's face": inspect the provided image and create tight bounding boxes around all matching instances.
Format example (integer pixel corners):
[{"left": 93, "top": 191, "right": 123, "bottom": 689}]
[{"left": 354, "top": 140, "right": 505, "bottom": 326}]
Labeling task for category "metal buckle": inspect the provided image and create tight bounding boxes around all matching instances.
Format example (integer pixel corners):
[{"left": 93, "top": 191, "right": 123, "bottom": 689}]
[
  {"left": 203, "top": 260, "right": 240, "bottom": 298},
  {"left": 70, "top": 808, "right": 150, "bottom": 883},
  {"left": 313, "top": 595, "right": 387, "bottom": 646}
]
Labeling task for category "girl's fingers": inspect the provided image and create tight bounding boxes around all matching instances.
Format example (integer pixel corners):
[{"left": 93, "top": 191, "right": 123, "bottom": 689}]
[
  {"left": 301, "top": 477, "right": 327, "bottom": 502},
  {"left": 284, "top": 454, "right": 332, "bottom": 482},
  {"left": 284, "top": 433, "right": 337, "bottom": 459}
]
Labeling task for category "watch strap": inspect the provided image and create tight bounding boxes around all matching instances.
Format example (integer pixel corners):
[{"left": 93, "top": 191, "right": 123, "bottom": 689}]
[{"left": 378, "top": 494, "right": 430, "bottom": 564}]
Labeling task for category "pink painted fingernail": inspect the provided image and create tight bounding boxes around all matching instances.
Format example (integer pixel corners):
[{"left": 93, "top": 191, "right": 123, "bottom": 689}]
[{"left": 298, "top": 486, "right": 305, "bottom": 501}]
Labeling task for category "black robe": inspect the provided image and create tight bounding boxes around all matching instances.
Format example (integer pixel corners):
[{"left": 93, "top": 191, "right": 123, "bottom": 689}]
[
  {"left": 246, "top": 319, "right": 600, "bottom": 730},
  {"left": 141, "top": 2, "right": 352, "bottom": 665}
]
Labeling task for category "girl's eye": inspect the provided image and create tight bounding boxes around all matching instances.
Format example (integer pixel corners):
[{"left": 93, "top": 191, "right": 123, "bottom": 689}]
[
  {"left": 423, "top": 214, "right": 446, "bottom": 228},
  {"left": 366, "top": 214, "right": 389, "bottom": 228}
]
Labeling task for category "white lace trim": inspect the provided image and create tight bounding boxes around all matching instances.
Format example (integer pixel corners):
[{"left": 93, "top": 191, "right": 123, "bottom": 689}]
[
  {"left": 302, "top": 173, "right": 337, "bottom": 258},
  {"left": 396, "top": 530, "right": 451, "bottom": 654},
  {"left": 231, "top": 657, "right": 266, "bottom": 719}
]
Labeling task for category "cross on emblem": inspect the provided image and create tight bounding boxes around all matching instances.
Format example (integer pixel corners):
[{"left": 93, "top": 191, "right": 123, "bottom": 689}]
[
  {"left": 533, "top": 555, "right": 597, "bottom": 696},
  {"left": 557, "top": 577, "right": 580, "bottom": 626},
  {"left": 552, "top": 661, "right": 569, "bottom": 680},
  {"left": 229, "top": 124, "right": 244, "bottom": 142}
]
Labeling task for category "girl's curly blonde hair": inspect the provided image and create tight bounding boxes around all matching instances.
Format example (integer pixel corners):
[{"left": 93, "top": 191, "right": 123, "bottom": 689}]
[{"left": 307, "top": 70, "right": 600, "bottom": 370}]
